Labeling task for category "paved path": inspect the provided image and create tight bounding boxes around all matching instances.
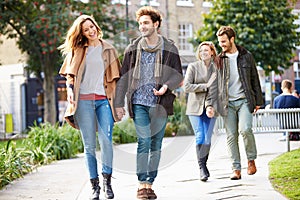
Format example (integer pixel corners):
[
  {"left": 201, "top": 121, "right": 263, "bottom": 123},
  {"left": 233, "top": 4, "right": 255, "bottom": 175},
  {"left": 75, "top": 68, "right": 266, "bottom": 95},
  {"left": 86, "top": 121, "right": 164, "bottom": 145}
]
[{"left": 1, "top": 133, "right": 299, "bottom": 200}]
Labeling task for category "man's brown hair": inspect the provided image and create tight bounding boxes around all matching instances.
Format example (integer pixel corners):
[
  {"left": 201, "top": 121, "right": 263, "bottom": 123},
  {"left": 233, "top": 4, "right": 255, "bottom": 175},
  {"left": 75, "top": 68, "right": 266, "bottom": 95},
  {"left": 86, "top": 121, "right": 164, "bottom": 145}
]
[
  {"left": 136, "top": 6, "right": 162, "bottom": 29},
  {"left": 281, "top": 79, "right": 293, "bottom": 91},
  {"left": 216, "top": 26, "right": 236, "bottom": 40}
]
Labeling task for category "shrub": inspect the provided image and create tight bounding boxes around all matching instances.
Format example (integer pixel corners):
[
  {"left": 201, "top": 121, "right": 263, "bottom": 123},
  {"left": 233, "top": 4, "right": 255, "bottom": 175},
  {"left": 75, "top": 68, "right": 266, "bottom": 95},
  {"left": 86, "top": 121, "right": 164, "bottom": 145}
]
[
  {"left": 113, "top": 118, "right": 137, "bottom": 144},
  {"left": 0, "top": 123, "right": 83, "bottom": 189},
  {"left": 0, "top": 140, "right": 32, "bottom": 188}
]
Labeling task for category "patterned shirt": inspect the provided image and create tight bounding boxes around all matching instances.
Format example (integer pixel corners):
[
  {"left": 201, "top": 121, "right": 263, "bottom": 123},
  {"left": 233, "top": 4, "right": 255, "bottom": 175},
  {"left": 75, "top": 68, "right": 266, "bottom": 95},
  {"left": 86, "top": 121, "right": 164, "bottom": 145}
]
[{"left": 132, "top": 50, "right": 158, "bottom": 107}]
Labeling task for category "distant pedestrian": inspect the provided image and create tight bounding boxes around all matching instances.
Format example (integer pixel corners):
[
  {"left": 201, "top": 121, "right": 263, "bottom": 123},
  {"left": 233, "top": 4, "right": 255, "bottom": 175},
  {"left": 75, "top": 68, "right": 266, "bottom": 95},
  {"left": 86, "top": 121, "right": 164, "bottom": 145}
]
[
  {"left": 58, "top": 14, "right": 121, "bottom": 199},
  {"left": 183, "top": 41, "right": 217, "bottom": 182},
  {"left": 207, "top": 26, "right": 264, "bottom": 180},
  {"left": 274, "top": 79, "right": 300, "bottom": 141},
  {"left": 114, "top": 6, "right": 183, "bottom": 199}
]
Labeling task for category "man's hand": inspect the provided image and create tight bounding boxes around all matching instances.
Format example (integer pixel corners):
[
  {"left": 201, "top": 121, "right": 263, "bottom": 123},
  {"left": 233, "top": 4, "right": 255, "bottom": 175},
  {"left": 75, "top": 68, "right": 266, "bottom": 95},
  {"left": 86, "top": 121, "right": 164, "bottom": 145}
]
[
  {"left": 153, "top": 84, "right": 168, "bottom": 96},
  {"left": 206, "top": 106, "right": 215, "bottom": 118},
  {"left": 116, "top": 107, "right": 126, "bottom": 120}
]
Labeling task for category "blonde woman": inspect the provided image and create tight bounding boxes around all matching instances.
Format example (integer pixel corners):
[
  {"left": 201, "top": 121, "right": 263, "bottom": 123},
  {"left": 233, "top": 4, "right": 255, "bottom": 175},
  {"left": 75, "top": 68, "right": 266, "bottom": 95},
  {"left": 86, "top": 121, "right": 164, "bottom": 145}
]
[
  {"left": 183, "top": 41, "right": 217, "bottom": 182},
  {"left": 59, "top": 15, "right": 121, "bottom": 200}
]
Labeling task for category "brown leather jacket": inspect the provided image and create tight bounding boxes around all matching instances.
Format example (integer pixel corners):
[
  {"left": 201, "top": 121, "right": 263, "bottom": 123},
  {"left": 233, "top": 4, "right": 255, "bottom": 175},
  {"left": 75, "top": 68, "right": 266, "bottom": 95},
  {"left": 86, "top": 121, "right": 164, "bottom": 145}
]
[{"left": 59, "top": 39, "right": 121, "bottom": 129}]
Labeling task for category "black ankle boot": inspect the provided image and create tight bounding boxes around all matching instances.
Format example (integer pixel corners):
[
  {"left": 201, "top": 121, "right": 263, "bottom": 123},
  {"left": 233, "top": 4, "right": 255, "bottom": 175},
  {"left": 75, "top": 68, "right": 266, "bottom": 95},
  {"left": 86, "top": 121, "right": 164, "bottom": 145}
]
[
  {"left": 200, "top": 166, "right": 208, "bottom": 181},
  {"left": 102, "top": 173, "right": 114, "bottom": 199},
  {"left": 90, "top": 177, "right": 100, "bottom": 200}
]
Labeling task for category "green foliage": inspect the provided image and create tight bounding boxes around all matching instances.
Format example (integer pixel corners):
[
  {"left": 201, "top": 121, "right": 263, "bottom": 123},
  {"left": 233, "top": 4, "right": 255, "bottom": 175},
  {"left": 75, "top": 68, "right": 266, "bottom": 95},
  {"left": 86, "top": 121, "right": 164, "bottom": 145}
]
[
  {"left": 269, "top": 148, "right": 300, "bottom": 199},
  {"left": 192, "top": 0, "right": 300, "bottom": 74},
  {"left": 0, "top": 123, "right": 83, "bottom": 189},
  {"left": 22, "top": 122, "right": 83, "bottom": 164},
  {"left": 165, "top": 95, "right": 193, "bottom": 137},
  {"left": 0, "top": 140, "right": 32, "bottom": 189},
  {"left": 0, "top": 0, "right": 124, "bottom": 74},
  {"left": 0, "top": 0, "right": 124, "bottom": 123},
  {"left": 113, "top": 118, "right": 137, "bottom": 144}
]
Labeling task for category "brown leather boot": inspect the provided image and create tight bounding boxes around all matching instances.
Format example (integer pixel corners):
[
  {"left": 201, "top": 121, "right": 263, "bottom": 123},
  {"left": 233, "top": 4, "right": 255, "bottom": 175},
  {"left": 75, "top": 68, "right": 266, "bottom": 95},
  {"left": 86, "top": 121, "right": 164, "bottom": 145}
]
[
  {"left": 247, "top": 160, "right": 257, "bottom": 175},
  {"left": 230, "top": 170, "right": 241, "bottom": 180},
  {"left": 137, "top": 188, "right": 148, "bottom": 199},
  {"left": 147, "top": 188, "right": 157, "bottom": 199}
]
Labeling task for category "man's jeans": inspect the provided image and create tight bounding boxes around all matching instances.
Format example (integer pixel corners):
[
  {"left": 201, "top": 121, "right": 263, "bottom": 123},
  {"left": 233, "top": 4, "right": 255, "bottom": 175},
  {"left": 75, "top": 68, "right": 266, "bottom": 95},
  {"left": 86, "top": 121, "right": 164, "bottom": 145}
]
[
  {"left": 188, "top": 111, "right": 216, "bottom": 145},
  {"left": 133, "top": 104, "right": 167, "bottom": 185},
  {"left": 74, "top": 99, "right": 114, "bottom": 179},
  {"left": 224, "top": 98, "right": 257, "bottom": 171}
]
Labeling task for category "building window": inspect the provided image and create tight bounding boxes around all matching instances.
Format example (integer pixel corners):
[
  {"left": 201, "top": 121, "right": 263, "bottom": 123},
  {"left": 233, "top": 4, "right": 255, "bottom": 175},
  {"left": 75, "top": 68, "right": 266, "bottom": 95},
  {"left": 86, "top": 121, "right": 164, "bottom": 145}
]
[
  {"left": 202, "top": 0, "right": 213, "bottom": 8},
  {"left": 178, "top": 23, "right": 193, "bottom": 53},
  {"left": 111, "top": 0, "right": 131, "bottom": 5},
  {"left": 176, "top": 0, "right": 194, "bottom": 7},
  {"left": 294, "top": 61, "right": 300, "bottom": 79},
  {"left": 140, "top": 0, "right": 160, "bottom": 6}
]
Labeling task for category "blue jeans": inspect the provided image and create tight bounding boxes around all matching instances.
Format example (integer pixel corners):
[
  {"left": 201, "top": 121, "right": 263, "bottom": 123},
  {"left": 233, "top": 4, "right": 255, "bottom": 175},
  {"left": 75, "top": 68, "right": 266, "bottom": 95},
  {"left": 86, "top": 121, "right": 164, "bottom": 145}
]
[
  {"left": 133, "top": 104, "right": 167, "bottom": 185},
  {"left": 224, "top": 98, "right": 257, "bottom": 171},
  {"left": 74, "top": 99, "right": 114, "bottom": 179},
  {"left": 188, "top": 111, "right": 216, "bottom": 145}
]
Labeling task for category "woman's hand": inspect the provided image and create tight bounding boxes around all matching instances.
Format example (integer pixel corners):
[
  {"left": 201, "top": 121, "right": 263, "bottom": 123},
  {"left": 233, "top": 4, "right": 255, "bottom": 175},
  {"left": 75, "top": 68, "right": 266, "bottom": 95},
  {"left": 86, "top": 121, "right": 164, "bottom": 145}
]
[
  {"left": 67, "top": 87, "right": 75, "bottom": 105},
  {"left": 116, "top": 107, "right": 126, "bottom": 120},
  {"left": 206, "top": 106, "right": 215, "bottom": 118}
]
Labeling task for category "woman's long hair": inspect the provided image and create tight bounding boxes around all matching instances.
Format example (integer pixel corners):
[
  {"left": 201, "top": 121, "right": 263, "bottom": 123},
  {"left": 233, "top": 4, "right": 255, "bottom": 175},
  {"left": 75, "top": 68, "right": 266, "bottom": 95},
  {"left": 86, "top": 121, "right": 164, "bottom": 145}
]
[{"left": 58, "top": 14, "right": 103, "bottom": 55}]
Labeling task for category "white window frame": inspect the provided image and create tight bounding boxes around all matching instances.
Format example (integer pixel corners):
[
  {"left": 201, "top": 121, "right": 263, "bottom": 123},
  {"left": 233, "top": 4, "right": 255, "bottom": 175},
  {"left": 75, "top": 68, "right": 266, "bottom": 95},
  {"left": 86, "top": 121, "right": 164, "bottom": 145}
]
[
  {"left": 178, "top": 23, "right": 193, "bottom": 54},
  {"left": 111, "top": 0, "right": 131, "bottom": 5},
  {"left": 176, "top": 0, "right": 194, "bottom": 7},
  {"left": 140, "top": 0, "right": 160, "bottom": 7},
  {"left": 202, "top": 0, "right": 213, "bottom": 8}
]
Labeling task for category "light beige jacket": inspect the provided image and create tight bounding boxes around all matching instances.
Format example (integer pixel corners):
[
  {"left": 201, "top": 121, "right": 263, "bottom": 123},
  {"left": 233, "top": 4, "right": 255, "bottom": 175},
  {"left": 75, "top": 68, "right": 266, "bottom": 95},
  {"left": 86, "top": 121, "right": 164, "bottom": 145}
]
[
  {"left": 59, "top": 39, "right": 121, "bottom": 129},
  {"left": 183, "top": 60, "right": 216, "bottom": 116}
]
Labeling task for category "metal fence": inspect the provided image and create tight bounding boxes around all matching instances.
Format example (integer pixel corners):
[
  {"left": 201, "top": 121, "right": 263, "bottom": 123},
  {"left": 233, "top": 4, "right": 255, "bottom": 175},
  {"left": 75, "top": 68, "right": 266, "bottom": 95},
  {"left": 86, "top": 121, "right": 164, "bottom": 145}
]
[{"left": 215, "top": 108, "right": 300, "bottom": 151}]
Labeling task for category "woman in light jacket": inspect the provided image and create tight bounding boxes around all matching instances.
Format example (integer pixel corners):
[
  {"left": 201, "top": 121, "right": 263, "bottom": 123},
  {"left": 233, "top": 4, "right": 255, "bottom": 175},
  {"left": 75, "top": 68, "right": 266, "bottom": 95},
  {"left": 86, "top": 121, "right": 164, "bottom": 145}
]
[
  {"left": 183, "top": 41, "right": 217, "bottom": 182},
  {"left": 58, "top": 15, "right": 121, "bottom": 200}
]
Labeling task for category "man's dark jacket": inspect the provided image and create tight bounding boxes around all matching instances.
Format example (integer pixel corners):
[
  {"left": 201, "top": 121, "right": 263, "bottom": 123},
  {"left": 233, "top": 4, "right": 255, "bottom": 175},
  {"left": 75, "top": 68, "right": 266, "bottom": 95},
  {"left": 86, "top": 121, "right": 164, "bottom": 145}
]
[
  {"left": 114, "top": 36, "right": 183, "bottom": 118},
  {"left": 207, "top": 45, "right": 264, "bottom": 116}
]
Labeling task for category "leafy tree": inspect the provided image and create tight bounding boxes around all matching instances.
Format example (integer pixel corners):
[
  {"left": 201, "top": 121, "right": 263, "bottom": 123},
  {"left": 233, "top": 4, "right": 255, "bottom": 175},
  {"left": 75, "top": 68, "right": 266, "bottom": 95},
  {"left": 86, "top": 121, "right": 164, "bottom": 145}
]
[
  {"left": 192, "top": 0, "right": 300, "bottom": 74},
  {"left": 0, "top": 0, "right": 124, "bottom": 124}
]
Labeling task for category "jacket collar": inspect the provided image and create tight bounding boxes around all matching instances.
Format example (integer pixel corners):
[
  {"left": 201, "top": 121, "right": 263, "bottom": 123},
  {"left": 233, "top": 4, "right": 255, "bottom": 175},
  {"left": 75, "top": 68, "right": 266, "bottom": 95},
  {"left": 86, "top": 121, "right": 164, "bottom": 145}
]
[{"left": 219, "top": 45, "right": 248, "bottom": 58}]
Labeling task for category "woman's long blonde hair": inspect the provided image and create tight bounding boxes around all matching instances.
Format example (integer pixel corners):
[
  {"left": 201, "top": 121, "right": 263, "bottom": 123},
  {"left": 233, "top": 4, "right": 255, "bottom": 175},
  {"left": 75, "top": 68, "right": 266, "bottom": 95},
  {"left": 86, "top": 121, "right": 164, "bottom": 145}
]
[{"left": 58, "top": 14, "right": 103, "bottom": 55}]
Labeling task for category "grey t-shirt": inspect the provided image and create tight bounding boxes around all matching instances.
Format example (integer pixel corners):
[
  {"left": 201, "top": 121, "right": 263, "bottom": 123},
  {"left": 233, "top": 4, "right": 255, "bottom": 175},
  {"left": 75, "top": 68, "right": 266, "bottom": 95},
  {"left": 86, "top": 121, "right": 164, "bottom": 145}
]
[
  {"left": 80, "top": 45, "right": 105, "bottom": 95},
  {"left": 227, "top": 51, "right": 245, "bottom": 101}
]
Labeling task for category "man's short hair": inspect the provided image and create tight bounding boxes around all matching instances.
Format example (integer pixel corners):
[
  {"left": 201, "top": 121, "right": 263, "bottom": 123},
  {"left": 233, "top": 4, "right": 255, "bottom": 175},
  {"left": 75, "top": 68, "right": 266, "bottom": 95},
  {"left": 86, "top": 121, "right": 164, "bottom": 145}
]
[
  {"left": 281, "top": 79, "right": 293, "bottom": 90},
  {"left": 216, "top": 26, "right": 236, "bottom": 40},
  {"left": 136, "top": 6, "right": 162, "bottom": 29}
]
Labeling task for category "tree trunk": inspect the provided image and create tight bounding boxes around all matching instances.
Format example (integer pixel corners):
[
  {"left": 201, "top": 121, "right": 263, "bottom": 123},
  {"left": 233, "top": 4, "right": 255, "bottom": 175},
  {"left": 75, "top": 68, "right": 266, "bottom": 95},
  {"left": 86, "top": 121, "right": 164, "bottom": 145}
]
[{"left": 43, "top": 62, "right": 57, "bottom": 125}]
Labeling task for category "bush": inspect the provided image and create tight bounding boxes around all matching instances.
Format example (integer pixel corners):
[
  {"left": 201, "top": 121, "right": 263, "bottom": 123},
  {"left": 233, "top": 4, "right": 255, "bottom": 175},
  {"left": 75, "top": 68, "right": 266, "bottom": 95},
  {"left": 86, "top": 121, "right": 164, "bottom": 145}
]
[
  {"left": 166, "top": 96, "right": 193, "bottom": 137},
  {"left": 0, "top": 140, "right": 32, "bottom": 189},
  {"left": 113, "top": 118, "right": 137, "bottom": 144},
  {"left": 22, "top": 123, "right": 83, "bottom": 165}
]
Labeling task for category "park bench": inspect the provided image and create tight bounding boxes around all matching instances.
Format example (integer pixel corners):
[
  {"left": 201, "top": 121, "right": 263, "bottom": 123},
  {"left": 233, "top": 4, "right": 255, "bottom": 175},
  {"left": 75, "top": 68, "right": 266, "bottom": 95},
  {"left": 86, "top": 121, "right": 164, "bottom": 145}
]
[{"left": 215, "top": 108, "right": 300, "bottom": 152}]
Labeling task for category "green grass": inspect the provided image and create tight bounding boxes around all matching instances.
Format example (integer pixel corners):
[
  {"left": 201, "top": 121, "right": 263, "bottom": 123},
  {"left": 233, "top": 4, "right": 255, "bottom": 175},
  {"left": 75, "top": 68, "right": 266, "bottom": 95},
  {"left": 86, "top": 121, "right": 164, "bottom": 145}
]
[
  {"left": 269, "top": 148, "right": 300, "bottom": 200},
  {"left": 0, "top": 139, "right": 24, "bottom": 149}
]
